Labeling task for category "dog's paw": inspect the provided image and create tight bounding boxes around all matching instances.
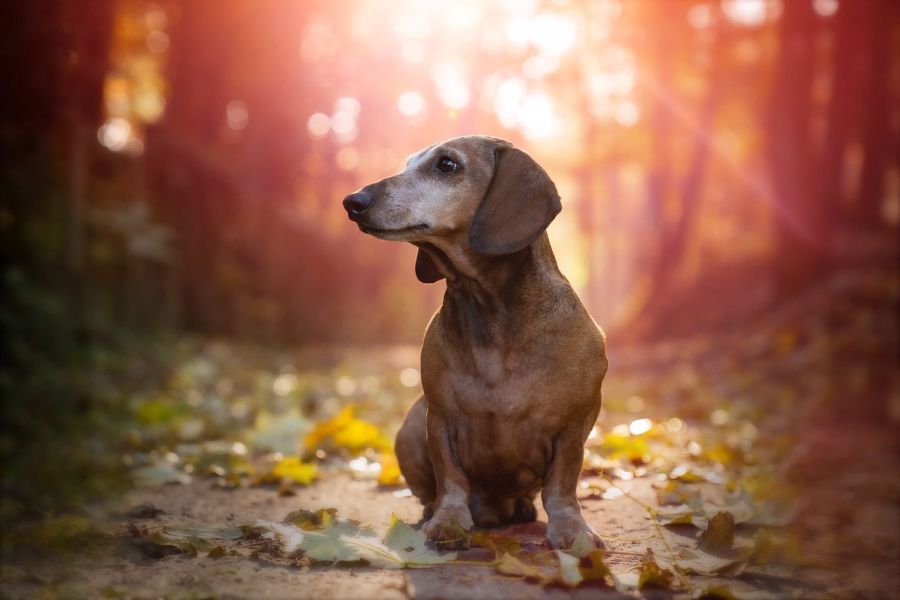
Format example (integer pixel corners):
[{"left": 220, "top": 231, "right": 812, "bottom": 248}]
[
  {"left": 423, "top": 506, "right": 473, "bottom": 550},
  {"left": 547, "top": 513, "right": 605, "bottom": 551}
]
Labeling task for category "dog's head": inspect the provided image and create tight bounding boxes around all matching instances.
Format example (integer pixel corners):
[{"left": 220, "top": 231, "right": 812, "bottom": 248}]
[{"left": 342, "top": 135, "right": 561, "bottom": 283}]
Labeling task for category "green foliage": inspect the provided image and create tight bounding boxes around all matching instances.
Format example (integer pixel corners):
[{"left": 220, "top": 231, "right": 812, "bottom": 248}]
[{"left": 0, "top": 267, "right": 135, "bottom": 534}]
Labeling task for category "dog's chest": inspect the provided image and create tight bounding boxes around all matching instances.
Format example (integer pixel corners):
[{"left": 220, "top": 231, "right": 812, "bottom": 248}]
[{"left": 447, "top": 346, "right": 546, "bottom": 415}]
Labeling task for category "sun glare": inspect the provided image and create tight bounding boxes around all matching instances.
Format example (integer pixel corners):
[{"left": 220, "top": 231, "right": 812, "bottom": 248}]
[
  {"left": 721, "top": 0, "right": 770, "bottom": 27},
  {"left": 431, "top": 62, "right": 471, "bottom": 110},
  {"left": 518, "top": 91, "right": 560, "bottom": 141},
  {"left": 289, "top": 1, "right": 627, "bottom": 149},
  {"left": 528, "top": 13, "right": 577, "bottom": 57}
]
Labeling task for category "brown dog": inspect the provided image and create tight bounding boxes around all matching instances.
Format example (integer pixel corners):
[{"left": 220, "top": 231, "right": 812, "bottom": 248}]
[{"left": 342, "top": 135, "right": 607, "bottom": 549}]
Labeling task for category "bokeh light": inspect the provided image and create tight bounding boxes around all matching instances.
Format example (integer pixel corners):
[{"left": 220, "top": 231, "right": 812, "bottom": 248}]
[{"left": 397, "top": 91, "right": 426, "bottom": 117}]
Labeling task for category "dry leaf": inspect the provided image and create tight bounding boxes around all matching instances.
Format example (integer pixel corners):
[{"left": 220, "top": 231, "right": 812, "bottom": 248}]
[{"left": 698, "top": 511, "right": 735, "bottom": 555}]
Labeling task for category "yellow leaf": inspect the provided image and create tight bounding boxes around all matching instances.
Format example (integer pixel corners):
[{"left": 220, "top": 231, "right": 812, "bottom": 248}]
[
  {"left": 496, "top": 553, "right": 556, "bottom": 584},
  {"left": 469, "top": 531, "right": 522, "bottom": 556},
  {"left": 377, "top": 452, "right": 403, "bottom": 487},
  {"left": 304, "top": 406, "right": 355, "bottom": 453},
  {"left": 303, "top": 405, "right": 390, "bottom": 456},
  {"left": 271, "top": 456, "right": 317, "bottom": 485},
  {"left": 638, "top": 548, "right": 675, "bottom": 590},
  {"left": 333, "top": 419, "right": 383, "bottom": 452},
  {"left": 579, "top": 549, "right": 612, "bottom": 582},
  {"left": 600, "top": 432, "right": 649, "bottom": 463}
]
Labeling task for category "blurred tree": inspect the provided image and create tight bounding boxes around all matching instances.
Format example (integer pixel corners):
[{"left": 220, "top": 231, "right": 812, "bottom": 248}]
[{"left": 767, "top": 0, "right": 826, "bottom": 289}]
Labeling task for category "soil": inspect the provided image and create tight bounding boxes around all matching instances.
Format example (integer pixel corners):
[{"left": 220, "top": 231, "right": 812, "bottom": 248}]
[{"left": 5, "top": 469, "right": 890, "bottom": 600}]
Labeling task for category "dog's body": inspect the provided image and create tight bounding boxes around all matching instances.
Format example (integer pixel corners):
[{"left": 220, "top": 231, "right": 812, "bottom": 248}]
[{"left": 343, "top": 136, "right": 607, "bottom": 549}]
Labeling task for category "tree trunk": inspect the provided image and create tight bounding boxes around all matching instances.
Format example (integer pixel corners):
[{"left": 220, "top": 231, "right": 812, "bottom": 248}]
[
  {"left": 767, "top": 0, "right": 826, "bottom": 290},
  {"left": 820, "top": 0, "right": 864, "bottom": 221},
  {"left": 857, "top": 0, "right": 896, "bottom": 228}
]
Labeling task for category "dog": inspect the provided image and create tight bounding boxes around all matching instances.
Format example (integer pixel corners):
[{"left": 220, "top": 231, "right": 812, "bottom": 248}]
[{"left": 342, "top": 135, "right": 607, "bottom": 550}]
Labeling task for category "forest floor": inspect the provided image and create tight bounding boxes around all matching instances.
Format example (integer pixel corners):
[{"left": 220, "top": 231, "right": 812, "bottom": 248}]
[{"left": 1, "top": 267, "right": 898, "bottom": 599}]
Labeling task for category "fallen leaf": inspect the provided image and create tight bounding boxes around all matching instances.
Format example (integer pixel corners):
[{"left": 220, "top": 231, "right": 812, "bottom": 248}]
[
  {"left": 133, "top": 462, "right": 192, "bottom": 487},
  {"left": 255, "top": 456, "right": 318, "bottom": 487},
  {"left": 250, "top": 409, "right": 311, "bottom": 455},
  {"left": 668, "top": 465, "right": 709, "bottom": 483},
  {"left": 612, "top": 571, "right": 640, "bottom": 593},
  {"left": 638, "top": 548, "right": 676, "bottom": 590},
  {"left": 555, "top": 550, "right": 583, "bottom": 587},
  {"left": 377, "top": 452, "right": 403, "bottom": 487},
  {"left": 303, "top": 406, "right": 390, "bottom": 456},
  {"left": 143, "top": 525, "right": 242, "bottom": 557},
  {"left": 254, "top": 518, "right": 373, "bottom": 561},
  {"left": 578, "top": 550, "right": 612, "bottom": 584},
  {"left": 655, "top": 504, "right": 708, "bottom": 528},
  {"left": 468, "top": 531, "right": 522, "bottom": 556},
  {"left": 656, "top": 480, "right": 704, "bottom": 506},
  {"left": 674, "top": 548, "right": 747, "bottom": 577},
  {"left": 496, "top": 553, "right": 556, "bottom": 585},
  {"left": 254, "top": 513, "right": 454, "bottom": 568},
  {"left": 374, "top": 513, "right": 457, "bottom": 568},
  {"left": 283, "top": 508, "right": 338, "bottom": 530},
  {"left": 698, "top": 512, "right": 735, "bottom": 555},
  {"left": 600, "top": 432, "right": 649, "bottom": 463}
]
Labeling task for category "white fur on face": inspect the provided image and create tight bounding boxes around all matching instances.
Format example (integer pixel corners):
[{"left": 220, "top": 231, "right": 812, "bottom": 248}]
[
  {"left": 360, "top": 142, "right": 486, "bottom": 240},
  {"left": 404, "top": 145, "right": 435, "bottom": 171}
]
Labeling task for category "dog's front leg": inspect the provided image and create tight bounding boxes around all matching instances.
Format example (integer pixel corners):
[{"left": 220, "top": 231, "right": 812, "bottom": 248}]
[
  {"left": 542, "top": 426, "right": 604, "bottom": 550},
  {"left": 422, "top": 409, "right": 474, "bottom": 547}
]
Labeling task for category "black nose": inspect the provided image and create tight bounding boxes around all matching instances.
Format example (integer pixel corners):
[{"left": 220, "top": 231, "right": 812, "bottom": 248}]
[{"left": 343, "top": 191, "right": 374, "bottom": 215}]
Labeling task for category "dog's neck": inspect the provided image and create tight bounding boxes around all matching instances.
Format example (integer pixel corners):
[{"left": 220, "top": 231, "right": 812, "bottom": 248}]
[{"left": 423, "top": 234, "right": 565, "bottom": 346}]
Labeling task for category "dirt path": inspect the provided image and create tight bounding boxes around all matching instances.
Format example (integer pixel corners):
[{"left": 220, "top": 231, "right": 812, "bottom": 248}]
[
  {"left": 3, "top": 472, "right": 848, "bottom": 600},
  {"left": 3, "top": 273, "right": 898, "bottom": 600}
]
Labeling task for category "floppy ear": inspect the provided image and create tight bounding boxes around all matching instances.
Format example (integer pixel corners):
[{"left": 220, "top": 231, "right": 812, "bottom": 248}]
[
  {"left": 415, "top": 248, "right": 445, "bottom": 283},
  {"left": 469, "top": 146, "right": 562, "bottom": 255}
]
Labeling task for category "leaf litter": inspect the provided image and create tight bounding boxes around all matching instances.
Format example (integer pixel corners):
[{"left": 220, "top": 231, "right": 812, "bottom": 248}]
[{"left": 11, "top": 269, "right": 897, "bottom": 598}]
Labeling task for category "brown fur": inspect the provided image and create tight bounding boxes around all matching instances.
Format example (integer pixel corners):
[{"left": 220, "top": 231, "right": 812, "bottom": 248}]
[{"left": 343, "top": 136, "right": 608, "bottom": 549}]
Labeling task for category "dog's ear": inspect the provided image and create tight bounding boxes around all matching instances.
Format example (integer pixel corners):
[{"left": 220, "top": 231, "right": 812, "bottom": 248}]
[
  {"left": 415, "top": 248, "right": 445, "bottom": 283},
  {"left": 469, "top": 146, "right": 562, "bottom": 256}
]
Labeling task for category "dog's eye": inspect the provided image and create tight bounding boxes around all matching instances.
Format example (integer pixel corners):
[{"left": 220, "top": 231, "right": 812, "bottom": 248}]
[{"left": 436, "top": 157, "right": 458, "bottom": 173}]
